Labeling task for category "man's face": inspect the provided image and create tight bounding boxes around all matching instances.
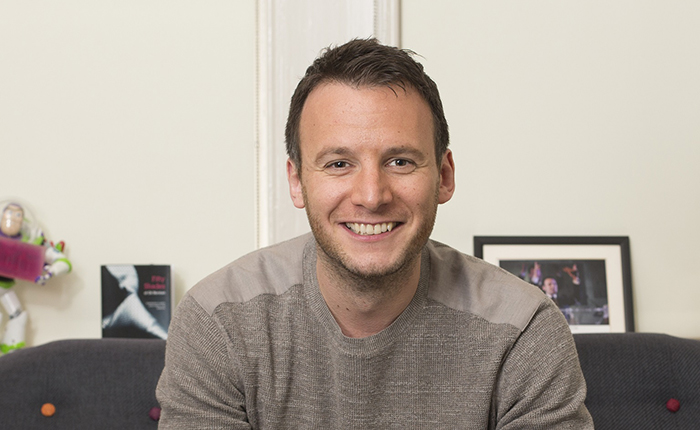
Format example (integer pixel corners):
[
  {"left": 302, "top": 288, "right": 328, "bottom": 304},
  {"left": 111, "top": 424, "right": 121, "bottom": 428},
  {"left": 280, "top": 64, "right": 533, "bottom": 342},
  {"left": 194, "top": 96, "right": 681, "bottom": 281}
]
[
  {"left": 1, "top": 204, "right": 24, "bottom": 237},
  {"left": 287, "top": 83, "right": 455, "bottom": 279},
  {"left": 542, "top": 278, "right": 558, "bottom": 297}
]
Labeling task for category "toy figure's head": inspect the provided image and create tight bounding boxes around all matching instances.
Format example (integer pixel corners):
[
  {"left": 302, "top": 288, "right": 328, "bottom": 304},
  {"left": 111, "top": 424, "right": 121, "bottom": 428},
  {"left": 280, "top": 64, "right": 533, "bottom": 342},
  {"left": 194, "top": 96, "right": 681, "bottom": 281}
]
[{"left": 1, "top": 203, "right": 24, "bottom": 237}]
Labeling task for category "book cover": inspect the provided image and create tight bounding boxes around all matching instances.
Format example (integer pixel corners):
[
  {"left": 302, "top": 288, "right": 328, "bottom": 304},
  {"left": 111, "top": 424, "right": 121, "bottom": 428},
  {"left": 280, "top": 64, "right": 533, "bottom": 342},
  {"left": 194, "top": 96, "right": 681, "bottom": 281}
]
[{"left": 101, "top": 264, "right": 173, "bottom": 339}]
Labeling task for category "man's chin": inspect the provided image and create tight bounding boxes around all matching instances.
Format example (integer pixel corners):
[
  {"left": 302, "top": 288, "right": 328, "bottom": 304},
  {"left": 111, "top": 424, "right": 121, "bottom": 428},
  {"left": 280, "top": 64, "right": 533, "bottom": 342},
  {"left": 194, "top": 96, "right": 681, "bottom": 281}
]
[
  {"left": 310, "top": 219, "right": 430, "bottom": 284},
  {"left": 326, "top": 251, "right": 415, "bottom": 281},
  {"left": 344, "top": 263, "right": 402, "bottom": 281}
]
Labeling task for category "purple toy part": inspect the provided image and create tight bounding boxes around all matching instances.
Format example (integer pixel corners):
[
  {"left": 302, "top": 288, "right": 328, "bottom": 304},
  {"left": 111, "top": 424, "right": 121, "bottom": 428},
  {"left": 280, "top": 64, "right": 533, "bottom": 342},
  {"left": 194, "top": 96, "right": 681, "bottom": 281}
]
[{"left": 0, "top": 236, "right": 45, "bottom": 281}]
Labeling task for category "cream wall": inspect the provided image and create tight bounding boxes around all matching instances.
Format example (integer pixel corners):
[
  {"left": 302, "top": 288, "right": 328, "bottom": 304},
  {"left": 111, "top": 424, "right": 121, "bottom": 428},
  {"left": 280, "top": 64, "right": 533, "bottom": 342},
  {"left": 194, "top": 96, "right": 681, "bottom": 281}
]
[
  {"left": 404, "top": 1, "right": 700, "bottom": 338},
  {"left": 1, "top": 1, "right": 257, "bottom": 346},
  {"left": 1, "top": 1, "right": 698, "bottom": 346}
]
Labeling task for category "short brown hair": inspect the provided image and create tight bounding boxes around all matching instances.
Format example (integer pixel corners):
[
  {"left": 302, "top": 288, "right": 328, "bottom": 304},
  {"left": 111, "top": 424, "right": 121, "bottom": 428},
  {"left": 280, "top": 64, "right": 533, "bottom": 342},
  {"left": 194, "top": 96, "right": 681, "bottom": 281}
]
[{"left": 285, "top": 38, "right": 449, "bottom": 170}]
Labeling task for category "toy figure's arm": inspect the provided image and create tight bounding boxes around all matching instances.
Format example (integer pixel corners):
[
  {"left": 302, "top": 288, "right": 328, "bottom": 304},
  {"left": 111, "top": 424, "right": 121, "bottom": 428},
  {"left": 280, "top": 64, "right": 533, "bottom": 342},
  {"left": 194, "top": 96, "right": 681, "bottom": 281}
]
[{"left": 35, "top": 242, "right": 72, "bottom": 285}]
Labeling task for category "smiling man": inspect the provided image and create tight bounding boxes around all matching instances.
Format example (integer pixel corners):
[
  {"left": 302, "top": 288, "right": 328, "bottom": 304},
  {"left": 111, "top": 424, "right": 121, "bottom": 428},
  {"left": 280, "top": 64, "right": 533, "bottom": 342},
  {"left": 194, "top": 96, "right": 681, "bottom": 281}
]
[
  {"left": 286, "top": 81, "right": 455, "bottom": 338},
  {"left": 157, "top": 39, "right": 593, "bottom": 429}
]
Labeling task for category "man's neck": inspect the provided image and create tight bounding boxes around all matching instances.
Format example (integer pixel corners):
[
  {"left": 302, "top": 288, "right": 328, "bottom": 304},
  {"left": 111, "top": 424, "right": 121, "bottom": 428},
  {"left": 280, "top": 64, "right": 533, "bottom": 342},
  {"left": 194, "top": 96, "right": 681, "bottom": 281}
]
[{"left": 316, "top": 251, "right": 422, "bottom": 339}]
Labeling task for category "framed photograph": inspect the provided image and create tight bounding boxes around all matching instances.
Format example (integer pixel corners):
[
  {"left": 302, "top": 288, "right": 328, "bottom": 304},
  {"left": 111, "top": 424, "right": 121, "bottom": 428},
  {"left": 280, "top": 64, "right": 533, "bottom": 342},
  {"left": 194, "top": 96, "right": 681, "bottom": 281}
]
[{"left": 473, "top": 236, "right": 634, "bottom": 333}]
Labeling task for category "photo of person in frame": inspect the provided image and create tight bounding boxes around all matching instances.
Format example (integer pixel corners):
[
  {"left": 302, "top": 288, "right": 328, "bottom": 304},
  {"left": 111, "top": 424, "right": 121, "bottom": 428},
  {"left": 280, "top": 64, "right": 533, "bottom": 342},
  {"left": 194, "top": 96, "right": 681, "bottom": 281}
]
[{"left": 499, "top": 259, "right": 609, "bottom": 326}]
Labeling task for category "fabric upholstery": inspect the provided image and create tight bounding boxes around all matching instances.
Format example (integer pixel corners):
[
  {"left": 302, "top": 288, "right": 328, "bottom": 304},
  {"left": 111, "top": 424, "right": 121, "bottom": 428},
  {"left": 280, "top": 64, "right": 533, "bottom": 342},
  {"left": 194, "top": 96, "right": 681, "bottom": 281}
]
[
  {"left": 575, "top": 333, "right": 700, "bottom": 430},
  {"left": 0, "top": 338, "right": 165, "bottom": 430},
  {"left": 0, "top": 333, "right": 698, "bottom": 429}
]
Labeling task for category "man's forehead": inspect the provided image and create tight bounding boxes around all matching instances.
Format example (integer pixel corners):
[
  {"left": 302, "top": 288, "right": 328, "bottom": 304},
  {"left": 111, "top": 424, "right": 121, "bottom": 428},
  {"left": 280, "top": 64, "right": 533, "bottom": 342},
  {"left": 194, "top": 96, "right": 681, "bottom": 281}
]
[
  {"left": 299, "top": 82, "right": 431, "bottom": 130},
  {"left": 305, "top": 81, "right": 414, "bottom": 102},
  {"left": 295, "top": 81, "right": 436, "bottom": 164}
]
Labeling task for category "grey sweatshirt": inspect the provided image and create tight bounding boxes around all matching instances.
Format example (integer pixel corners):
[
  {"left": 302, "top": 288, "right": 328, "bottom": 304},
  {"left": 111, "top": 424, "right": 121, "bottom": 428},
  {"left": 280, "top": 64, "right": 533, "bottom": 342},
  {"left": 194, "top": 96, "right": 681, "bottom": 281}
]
[{"left": 156, "top": 234, "right": 593, "bottom": 429}]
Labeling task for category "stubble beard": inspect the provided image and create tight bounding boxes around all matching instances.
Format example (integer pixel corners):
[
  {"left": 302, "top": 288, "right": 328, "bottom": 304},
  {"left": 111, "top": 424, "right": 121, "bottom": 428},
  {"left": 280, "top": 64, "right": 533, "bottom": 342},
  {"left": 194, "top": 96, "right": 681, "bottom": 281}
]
[{"left": 303, "top": 185, "right": 440, "bottom": 295}]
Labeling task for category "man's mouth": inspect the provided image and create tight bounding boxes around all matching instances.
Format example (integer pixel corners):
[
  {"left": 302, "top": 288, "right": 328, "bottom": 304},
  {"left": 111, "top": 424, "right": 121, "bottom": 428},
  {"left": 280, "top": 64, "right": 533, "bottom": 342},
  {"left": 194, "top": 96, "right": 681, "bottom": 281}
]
[{"left": 345, "top": 222, "right": 397, "bottom": 236}]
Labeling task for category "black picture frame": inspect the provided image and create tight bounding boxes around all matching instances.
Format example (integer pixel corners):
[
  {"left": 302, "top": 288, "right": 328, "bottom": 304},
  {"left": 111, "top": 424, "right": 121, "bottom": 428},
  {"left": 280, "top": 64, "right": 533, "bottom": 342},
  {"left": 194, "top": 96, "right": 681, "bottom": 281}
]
[{"left": 473, "top": 236, "right": 634, "bottom": 333}]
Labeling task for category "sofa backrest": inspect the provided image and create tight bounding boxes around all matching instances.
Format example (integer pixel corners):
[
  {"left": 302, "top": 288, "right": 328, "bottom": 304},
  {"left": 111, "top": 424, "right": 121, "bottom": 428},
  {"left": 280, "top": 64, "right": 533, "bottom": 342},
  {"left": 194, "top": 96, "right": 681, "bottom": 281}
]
[
  {"left": 575, "top": 333, "right": 700, "bottom": 430},
  {"left": 0, "top": 338, "right": 166, "bottom": 430},
  {"left": 1, "top": 333, "right": 698, "bottom": 429}
]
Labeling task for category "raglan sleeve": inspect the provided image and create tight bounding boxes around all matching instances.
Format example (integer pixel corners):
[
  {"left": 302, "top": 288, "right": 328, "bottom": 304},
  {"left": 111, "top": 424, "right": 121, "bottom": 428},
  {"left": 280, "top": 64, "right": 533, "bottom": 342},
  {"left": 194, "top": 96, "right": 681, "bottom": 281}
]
[
  {"left": 492, "top": 299, "right": 594, "bottom": 429},
  {"left": 156, "top": 294, "right": 251, "bottom": 429}
]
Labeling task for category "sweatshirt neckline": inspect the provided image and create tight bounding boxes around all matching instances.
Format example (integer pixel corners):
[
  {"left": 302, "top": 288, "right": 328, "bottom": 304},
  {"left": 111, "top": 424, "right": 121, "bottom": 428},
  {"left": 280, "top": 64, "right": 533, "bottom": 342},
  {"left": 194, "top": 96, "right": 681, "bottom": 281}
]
[{"left": 302, "top": 238, "right": 430, "bottom": 355}]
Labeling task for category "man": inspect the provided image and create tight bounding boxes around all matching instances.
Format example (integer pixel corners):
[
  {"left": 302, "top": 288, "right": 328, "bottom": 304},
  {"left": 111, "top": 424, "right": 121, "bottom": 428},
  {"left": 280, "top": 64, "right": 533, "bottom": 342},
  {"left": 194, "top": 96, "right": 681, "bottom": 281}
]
[
  {"left": 157, "top": 39, "right": 593, "bottom": 428},
  {"left": 542, "top": 276, "right": 559, "bottom": 304}
]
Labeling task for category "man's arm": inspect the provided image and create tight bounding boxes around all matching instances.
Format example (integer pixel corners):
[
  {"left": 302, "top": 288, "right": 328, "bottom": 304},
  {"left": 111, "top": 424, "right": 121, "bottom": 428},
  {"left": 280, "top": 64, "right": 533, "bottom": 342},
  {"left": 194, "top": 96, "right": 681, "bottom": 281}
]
[
  {"left": 492, "top": 300, "right": 594, "bottom": 429},
  {"left": 156, "top": 295, "right": 251, "bottom": 429}
]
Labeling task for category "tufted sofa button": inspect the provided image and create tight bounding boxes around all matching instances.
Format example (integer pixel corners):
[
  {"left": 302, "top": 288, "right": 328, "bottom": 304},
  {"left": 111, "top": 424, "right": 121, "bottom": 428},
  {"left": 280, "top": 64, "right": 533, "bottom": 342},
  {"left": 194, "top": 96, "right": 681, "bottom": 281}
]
[
  {"left": 41, "top": 403, "right": 56, "bottom": 417},
  {"left": 149, "top": 406, "right": 161, "bottom": 421},
  {"left": 666, "top": 398, "right": 680, "bottom": 413}
]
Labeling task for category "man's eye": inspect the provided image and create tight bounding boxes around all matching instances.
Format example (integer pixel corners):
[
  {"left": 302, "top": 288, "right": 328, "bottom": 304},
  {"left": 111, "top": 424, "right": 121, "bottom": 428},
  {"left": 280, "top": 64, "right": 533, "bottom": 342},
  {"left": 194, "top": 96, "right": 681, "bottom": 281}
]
[
  {"left": 327, "top": 161, "right": 349, "bottom": 169},
  {"left": 389, "top": 159, "right": 413, "bottom": 168}
]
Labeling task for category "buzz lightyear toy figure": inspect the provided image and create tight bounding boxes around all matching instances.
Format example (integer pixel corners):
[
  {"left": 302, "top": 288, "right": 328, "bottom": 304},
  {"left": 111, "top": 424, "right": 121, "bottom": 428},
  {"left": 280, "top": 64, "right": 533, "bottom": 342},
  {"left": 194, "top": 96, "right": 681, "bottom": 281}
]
[{"left": 0, "top": 201, "right": 71, "bottom": 354}]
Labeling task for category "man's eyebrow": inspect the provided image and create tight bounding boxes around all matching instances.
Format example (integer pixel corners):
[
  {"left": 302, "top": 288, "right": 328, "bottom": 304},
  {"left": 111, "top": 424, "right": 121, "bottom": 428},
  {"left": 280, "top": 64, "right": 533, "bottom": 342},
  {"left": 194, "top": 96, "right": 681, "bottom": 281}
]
[
  {"left": 312, "top": 146, "right": 429, "bottom": 164},
  {"left": 313, "top": 147, "right": 353, "bottom": 163},
  {"left": 383, "top": 146, "right": 427, "bottom": 159}
]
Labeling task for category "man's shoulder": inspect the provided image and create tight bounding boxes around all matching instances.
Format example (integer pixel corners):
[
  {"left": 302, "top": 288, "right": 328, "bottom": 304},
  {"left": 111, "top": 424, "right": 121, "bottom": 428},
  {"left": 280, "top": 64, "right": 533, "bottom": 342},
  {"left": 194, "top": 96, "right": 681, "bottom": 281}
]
[
  {"left": 426, "top": 239, "right": 547, "bottom": 332},
  {"left": 187, "top": 233, "right": 313, "bottom": 315}
]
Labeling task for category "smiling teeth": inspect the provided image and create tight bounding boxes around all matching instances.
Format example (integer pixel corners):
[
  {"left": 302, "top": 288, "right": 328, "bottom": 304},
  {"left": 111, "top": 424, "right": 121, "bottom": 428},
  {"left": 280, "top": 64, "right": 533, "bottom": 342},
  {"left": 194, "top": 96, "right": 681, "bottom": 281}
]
[{"left": 346, "top": 222, "right": 396, "bottom": 236}]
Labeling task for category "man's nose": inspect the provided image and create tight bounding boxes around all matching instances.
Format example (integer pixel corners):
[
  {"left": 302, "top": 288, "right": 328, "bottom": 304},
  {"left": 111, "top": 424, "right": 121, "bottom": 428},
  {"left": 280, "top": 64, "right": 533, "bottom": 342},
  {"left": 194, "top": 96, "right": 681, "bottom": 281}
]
[{"left": 350, "top": 166, "right": 393, "bottom": 211}]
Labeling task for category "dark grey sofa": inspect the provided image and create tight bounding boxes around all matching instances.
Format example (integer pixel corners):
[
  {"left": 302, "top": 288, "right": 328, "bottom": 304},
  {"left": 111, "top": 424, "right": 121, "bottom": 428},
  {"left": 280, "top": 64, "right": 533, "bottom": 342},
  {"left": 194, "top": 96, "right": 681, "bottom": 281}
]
[
  {"left": 0, "top": 333, "right": 698, "bottom": 429},
  {"left": 574, "top": 333, "right": 699, "bottom": 429},
  {"left": 0, "top": 338, "right": 165, "bottom": 430}
]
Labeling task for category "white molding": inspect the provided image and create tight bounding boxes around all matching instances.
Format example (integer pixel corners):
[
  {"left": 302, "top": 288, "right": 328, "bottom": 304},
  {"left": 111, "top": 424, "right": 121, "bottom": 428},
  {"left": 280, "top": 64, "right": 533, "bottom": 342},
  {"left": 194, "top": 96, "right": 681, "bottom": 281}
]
[
  {"left": 374, "top": 0, "right": 401, "bottom": 47},
  {"left": 256, "top": 0, "right": 401, "bottom": 248}
]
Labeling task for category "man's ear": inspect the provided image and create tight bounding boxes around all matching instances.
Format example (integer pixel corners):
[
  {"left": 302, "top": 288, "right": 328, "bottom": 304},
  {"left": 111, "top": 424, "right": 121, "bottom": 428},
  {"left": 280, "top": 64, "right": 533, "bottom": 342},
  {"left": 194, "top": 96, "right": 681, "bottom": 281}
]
[
  {"left": 438, "top": 149, "right": 456, "bottom": 204},
  {"left": 287, "top": 159, "right": 305, "bottom": 209}
]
